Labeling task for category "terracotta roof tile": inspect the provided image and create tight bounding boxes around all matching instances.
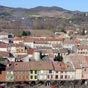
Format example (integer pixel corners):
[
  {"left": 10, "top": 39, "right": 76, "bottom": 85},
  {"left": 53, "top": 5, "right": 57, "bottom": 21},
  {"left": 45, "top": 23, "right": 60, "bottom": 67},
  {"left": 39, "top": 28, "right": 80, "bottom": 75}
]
[
  {"left": 64, "top": 39, "right": 80, "bottom": 45},
  {"left": 78, "top": 44, "right": 88, "bottom": 50},
  {"left": 6, "top": 62, "right": 30, "bottom": 71},
  {"left": 69, "top": 55, "right": 87, "bottom": 68},
  {"left": 0, "top": 43, "right": 8, "bottom": 48},
  {"left": 65, "top": 62, "right": 75, "bottom": 71},
  {"left": 6, "top": 62, "right": 14, "bottom": 71},
  {"left": 13, "top": 37, "right": 23, "bottom": 41},
  {"left": 23, "top": 37, "right": 64, "bottom": 42},
  {"left": 16, "top": 55, "right": 27, "bottom": 59},
  {"left": 27, "top": 48, "right": 35, "bottom": 54},
  {"left": 0, "top": 51, "right": 9, "bottom": 58},
  {"left": 59, "top": 48, "right": 68, "bottom": 54},
  {"left": 14, "top": 62, "right": 29, "bottom": 71},
  {"left": 29, "top": 61, "right": 53, "bottom": 70},
  {"left": 53, "top": 62, "right": 66, "bottom": 71},
  {"left": 0, "top": 32, "right": 9, "bottom": 35}
]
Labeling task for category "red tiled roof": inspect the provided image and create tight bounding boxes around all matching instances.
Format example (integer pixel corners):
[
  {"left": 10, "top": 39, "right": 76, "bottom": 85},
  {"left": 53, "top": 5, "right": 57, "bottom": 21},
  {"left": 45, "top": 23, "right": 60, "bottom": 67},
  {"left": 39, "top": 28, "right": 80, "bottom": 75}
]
[
  {"left": 73, "top": 35, "right": 87, "bottom": 39},
  {"left": 69, "top": 54, "right": 87, "bottom": 68},
  {"left": 59, "top": 48, "right": 68, "bottom": 54},
  {"left": 29, "top": 61, "right": 54, "bottom": 70},
  {"left": 16, "top": 55, "right": 27, "bottom": 59},
  {"left": 6, "top": 62, "right": 30, "bottom": 71},
  {"left": 47, "top": 49, "right": 53, "bottom": 54},
  {"left": 8, "top": 43, "right": 25, "bottom": 47},
  {"left": 27, "top": 48, "right": 35, "bottom": 54},
  {"left": 0, "top": 51, "right": 9, "bottom": 57},
  {"left": 13, "top": 37, "right": 23, "bottom": 41},
  {"left": 84, "top": 56, "right": 88, "bottom": 67},
  {"left": 14, "top": 62, "right": 29, "bottom": 71},
  {"left": 23, "top": 37, "right": 64, "bottom": 42},
  {"left": 53, "top": 62, "right": 66, "bottom": 71},
  {"left": 6, "top": 62, "right": 14, "bottom": 71},
  {"left": 78, "top": 44, "right": 88, "bottom": 50},
  {"left": 0, "top": 43, "right": 8, "bottom": 48},
  {"left": 15, "top": 43, "right": 25, "bottom": 47},
  {"left": 0, "top": 31, "right": 9, "bottom": 35},
  {"left": 64, "top": 39, "right": 80, "bottom": 45}
]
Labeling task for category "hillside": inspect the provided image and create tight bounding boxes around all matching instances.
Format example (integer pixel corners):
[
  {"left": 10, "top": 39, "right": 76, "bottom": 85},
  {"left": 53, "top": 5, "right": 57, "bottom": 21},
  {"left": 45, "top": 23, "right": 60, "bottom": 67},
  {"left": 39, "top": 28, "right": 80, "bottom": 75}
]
[
  {"left": 0, "top": 6, "right": 88, "bottom": 35},
  {"left": 0, "top": 6, "right": 72, "bottom": 18}
]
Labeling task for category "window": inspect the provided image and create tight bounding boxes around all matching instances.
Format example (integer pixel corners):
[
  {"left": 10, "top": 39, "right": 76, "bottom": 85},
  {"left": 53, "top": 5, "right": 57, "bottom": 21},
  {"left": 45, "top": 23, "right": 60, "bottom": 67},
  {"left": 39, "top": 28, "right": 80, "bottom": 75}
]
[
  {"left": 61, "top": 71, "right": 63, "bottom": 73},
  {"left": 65, "top": 71, "right": 67, "bottom": 73},
  {"left": 7, "top": 72, "right": 9, "bottom": 74},
  {"left": 60, "top": 75, "right": 63, "bottom": 79},
  {"left": 26, "top": 75, "right": 28, "bottom": 79},
  {"left": 55, "top": 75, "right": 58, "bottom": 79},
  {"left": 17, "top": 49, "right": 19, "bottom": 52},
  {"left": 11, "top": 76, "right": 13, "bottom": 79},
  {"left": 47, "top": 75, "right": 49, "bottom": 79},
  {"left": 30, "top": 76, "right": 33, "bottom": 79},
  {"left": 65, "top": 75, "right": 67, "bottom": 79},
  {"left": 11, "top": 71, "right": 13, "bottom": 74},
  {"left": 51, "top": 75, "right": 53, "bottom": 79},
  {"left": 21, "top": 49, "right": 23, "bottom": 51},
  {"left": 35, "top": 76, "right": 37, "bottom": 79},
  {"left": 84, "top": 68, "right": 86, "bottom": 71},
  {"left": 49, "top": 70, "right": 52, "bottom": 73},
  {"left": 30, "top": 70, "right": 33, "bottom": 74},
  {"left": 7, "top": 75, "right": 9, "bottom": 79},
  {"left": 35, "top": 70, "right": 37, "bottom": 74},
  {"left": 40, "top": 70, "right": 43, "bottom": 73},
  {"left": 56, "top": 71, "right": 58, "bottom": 73}
]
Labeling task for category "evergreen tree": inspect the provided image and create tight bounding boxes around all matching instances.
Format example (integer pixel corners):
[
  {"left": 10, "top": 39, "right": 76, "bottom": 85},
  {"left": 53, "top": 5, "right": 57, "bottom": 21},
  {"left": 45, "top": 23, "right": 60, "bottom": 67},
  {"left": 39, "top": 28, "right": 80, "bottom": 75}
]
[
  {"left": 54, "top": 53, "right": 63, "bottom": 62},
  {"left": 22, "top": 31, "right": 31, "bottom": 36}
]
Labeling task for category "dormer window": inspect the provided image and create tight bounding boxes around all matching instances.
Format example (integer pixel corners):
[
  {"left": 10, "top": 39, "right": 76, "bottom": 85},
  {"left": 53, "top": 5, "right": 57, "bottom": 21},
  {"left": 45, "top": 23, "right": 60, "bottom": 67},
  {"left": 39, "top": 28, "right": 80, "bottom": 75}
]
[{"left": 49, "top": 70, "right": 52, "bottom": 73}]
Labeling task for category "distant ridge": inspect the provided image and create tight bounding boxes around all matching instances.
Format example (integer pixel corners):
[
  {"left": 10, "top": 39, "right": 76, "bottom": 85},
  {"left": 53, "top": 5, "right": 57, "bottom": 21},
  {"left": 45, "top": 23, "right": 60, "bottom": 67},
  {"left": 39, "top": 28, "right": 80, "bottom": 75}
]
[
  {"left": 0, "top": 5, "right": 73, "bottom": 20},
  {"left": 29, "top": 6, "right": 69, "bottom": 12}
]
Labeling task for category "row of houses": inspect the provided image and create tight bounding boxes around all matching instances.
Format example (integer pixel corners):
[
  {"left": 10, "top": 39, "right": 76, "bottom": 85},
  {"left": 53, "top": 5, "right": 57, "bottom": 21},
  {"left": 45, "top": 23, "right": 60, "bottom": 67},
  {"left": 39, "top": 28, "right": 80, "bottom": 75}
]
[
  {"left": 0, "top": 31, "right": 88, "bottom": 83},
  {"left": 0, "top": 54, "right": 88, "bottom": 82},
  {"left": 0, "top": 31, "right": 88, "bottom": 54},
  {"left": 0, "top": 32, "right": 88, "bottom": 63}
]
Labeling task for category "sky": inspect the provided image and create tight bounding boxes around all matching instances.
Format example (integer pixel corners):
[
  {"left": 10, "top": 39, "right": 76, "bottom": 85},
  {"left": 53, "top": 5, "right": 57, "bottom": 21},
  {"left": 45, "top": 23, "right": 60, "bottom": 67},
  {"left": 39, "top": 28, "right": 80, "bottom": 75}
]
[{"left": 0, "top": 0, "right": 88, "bottom": 11}]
